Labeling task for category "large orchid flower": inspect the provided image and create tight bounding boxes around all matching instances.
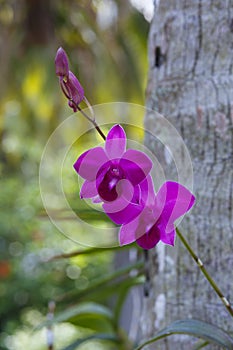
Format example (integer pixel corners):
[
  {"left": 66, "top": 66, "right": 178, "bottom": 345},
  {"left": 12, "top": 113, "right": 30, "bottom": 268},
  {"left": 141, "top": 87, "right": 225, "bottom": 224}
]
[
  {"left": 119, "top": 176, "right": 195, "bottom": 249},
  {"left": 55, "top": 47, "right": 84, "bottom": 112},
  {"left": 73, "top": 124, "right": 152, "bottom": 224}
]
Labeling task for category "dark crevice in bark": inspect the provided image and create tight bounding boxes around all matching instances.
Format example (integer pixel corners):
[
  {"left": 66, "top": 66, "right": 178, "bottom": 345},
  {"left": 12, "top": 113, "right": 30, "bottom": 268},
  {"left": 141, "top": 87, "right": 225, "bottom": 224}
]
[
  {"left": 222, "top": 83, "right": 232, "bottom": 125},
  {"left": 192, "top": 0, "right": 203, "bottom": 76},
  {"left": 203, "top": 82, "right": 211, "bottom": 158},
  {"left": 229, "top": 172, "right": 233, "bottom": 231},
  {"left": 179, "top": 112, "right": 184, "bottom": 139},
  {"left": 144, "top": 250, "right": 150, "bottom": 297},
  {"left": 154, "top": 46, "right": 166, "bottom": 68},
  {"left": 228, "top": 0, "right": 233, "bottom": 74},
  {"left": 164, "top": 337, "right": 169, "bottom": 350},
  {"left": 182, "top": 0, "right": 188, "bottom": 72},
  {"left": 211, "top": 25, "right": 220, "bottom": 75},
  {"left": 230, "top": 18, "right": 233, "bottom": 31},
  {"left": 221, "top": 81, "right": 233, "bottom": 163},
  {"left": 205, "top": 85, "right": 210, "bottom": 135},
  {"left": 229, "top": 43, "right": 233, "bottom": 74},
  {"left": 192, "top": 260, "right": 199, "bottom": 312},
  {"left": 194, "top": 79, "right": 205, "bottom": 159},
  {"left": 209, "top": 78, "right": 219, "bottom": 164},
  {"left": 217, "top": 162, "right": 226, "bottom": 250},
  {"left": 176, "top": 242, "right": 181, "bottom": 318}
]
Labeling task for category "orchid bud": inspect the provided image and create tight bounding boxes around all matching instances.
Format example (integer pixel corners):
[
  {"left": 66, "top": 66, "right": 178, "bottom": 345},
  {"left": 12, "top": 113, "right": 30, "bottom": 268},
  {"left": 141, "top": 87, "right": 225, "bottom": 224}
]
[
  {"left": 55, "top": 48, "right": 85, "bottom": 111},
  {"left": 67, "top": 71, "right": 84, "bottom": 105},
  {"left": 55, "top": 47, "right": 69, "bottom": 78}
]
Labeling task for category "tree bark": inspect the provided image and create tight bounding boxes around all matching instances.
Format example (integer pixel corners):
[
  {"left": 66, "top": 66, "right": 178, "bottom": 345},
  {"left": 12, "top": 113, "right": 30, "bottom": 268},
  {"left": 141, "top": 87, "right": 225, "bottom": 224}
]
[{"left": 142, "top": 1, "right": 233, "bottom": 349}]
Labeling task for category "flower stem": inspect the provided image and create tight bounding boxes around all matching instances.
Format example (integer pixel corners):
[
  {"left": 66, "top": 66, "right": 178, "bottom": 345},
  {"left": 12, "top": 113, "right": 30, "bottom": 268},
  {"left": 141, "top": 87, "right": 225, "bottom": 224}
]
[
  {"left": 176, "top": 227, "right": 233, "bottom": 318},
  {"left": 76, "top": 105, "right": 106, "bottom": 141}
]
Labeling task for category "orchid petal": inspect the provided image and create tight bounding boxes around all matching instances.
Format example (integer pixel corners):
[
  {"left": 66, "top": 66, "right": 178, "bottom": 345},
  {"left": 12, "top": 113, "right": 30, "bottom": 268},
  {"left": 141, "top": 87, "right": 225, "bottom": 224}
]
[
  {"left": 140, "top": 175, "right": 156, "bottom": 206},
  {"left": 159, "top": 225, "right": 176, "bottom": 246},
  {"left": 73, "top": 147, "right": 108, "bottom": 181},
  {"left": 119, "top": 203, "right": 156, "bottom": 245},
  {"left": 119, "top": 216, "right": 140, "bottom": 246},
  {"left": 136, "top": 224, "right": 161, "bottom": 250},
  {"left": 102, "top": 180, "right": 142, "bottom": 224},
  {"left": 92, "top": 196, "right": 102, "bottom": 203},
  {"left": 105, "top": 201, "right": 143, "bottom": 225},
  {"left": 155, "top": 181, "right": 195, "bottom": 233},
  {"left": 156, "top": 181, "right": 195, "bottom": 213},
  {"left": 80, "top": 180, "right": 98, "bottom": 199},
  {"left": 67, "top": 71, "right": 84, "bottom": 105},
  {"left": 105, "top": 124, "right": 126, "bottom": 159},
  {"left": 120, "top": 150, "right": 152, "bottom": 186},
  {"left": 116, "top": 178, "right": 135, "bottom": 201}
]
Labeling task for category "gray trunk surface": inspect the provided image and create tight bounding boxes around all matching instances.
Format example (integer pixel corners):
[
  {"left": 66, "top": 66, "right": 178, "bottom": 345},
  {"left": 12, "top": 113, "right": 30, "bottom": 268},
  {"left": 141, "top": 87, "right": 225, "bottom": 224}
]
[{"left": 142, "top": 1, "right": 233, "bottom": 349}]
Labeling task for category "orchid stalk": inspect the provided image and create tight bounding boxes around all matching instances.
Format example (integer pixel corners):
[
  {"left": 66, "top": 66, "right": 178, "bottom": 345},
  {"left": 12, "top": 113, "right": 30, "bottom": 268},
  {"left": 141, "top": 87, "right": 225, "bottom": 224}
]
[{"left": 176, "top": 227, "right": 233, "bottom": 318}]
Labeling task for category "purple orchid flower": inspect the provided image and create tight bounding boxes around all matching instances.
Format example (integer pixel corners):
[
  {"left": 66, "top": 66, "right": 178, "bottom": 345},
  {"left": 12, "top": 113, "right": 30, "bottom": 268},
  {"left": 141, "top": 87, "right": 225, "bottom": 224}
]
[
  {"left": 119, "top": 176, "right": 195, "bottom": 250},
  {"left": 73, "top": 124, "right": 153, "bottom": 224},
  {"left": 55, "top": 47, "right": 84, "bottom": 112}
]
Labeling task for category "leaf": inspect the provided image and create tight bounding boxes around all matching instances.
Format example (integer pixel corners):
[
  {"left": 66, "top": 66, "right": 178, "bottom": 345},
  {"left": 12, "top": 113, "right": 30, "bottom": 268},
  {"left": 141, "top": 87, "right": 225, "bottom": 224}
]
[
  {"left": 135, "top": 319, "right": 233, "bottom": 350},
  {"left": 57, "top": 260, "right": 143, "bottom": 304},
  {"left": 69, "top": 315, "right": 113, "bottom": 333},
  {"left": 36, "top": 302, "right": 114, "bottom": 332},
  {"left": 192, "top": 340, "right": 209, "bottom": 349},
  {"left": 61, "top": 333, "right": 120, "bottom": 350},
  {"left": 49, "top": 242, "right": 135, "bottom": 261},
  {"left": 74, "top": 275, "right": 143, "bottom": 305},
  {"left": 54, "top": 302, "right": 113, "bottom": 322}
]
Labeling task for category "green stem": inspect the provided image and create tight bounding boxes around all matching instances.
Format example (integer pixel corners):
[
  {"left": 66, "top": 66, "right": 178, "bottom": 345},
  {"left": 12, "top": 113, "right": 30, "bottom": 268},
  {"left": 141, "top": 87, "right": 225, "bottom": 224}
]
[
  {"left": 77, "top": 105, "right": 106, "bottom": 141},
  {"left": 176, "top": 227, "right": 233, "bottom": 318}
]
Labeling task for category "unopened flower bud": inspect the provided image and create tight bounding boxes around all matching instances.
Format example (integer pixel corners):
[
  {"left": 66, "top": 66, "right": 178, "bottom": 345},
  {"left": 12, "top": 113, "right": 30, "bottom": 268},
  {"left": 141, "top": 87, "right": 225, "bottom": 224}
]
[
  {"left": 55, "top": 47, "right": 69, "bottom": 78},
  {"left": 55, "top": 48, "right": 85, "bottom": 111},
  {"left": 67, "top": 71, "right": 84, "bottom": 105}
]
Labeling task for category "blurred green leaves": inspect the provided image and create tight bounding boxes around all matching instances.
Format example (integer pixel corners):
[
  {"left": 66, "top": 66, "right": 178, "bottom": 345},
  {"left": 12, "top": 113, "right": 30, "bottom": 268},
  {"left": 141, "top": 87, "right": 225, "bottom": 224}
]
[
  {"left": 61, "top": 333, "right": 120, "bottom": 350},
  {"left": 40, "top": 302, "right": 115, "bottom": 333}
]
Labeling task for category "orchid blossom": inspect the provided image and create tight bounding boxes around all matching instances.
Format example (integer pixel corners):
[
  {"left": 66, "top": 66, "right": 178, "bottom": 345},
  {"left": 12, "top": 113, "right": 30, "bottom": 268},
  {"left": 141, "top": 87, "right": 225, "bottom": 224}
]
[
  {"left": 73, "top": 124, "right": 152, "bottom": 224},
  {"left": 119, "top": 176, "right": 195, "bottom": 249}
]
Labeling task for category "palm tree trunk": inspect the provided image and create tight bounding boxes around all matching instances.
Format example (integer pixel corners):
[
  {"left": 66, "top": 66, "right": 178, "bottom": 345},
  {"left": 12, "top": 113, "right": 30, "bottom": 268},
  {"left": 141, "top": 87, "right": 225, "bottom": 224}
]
[{"left": 142, "top": 1, "right": 233, "bottom": 349}]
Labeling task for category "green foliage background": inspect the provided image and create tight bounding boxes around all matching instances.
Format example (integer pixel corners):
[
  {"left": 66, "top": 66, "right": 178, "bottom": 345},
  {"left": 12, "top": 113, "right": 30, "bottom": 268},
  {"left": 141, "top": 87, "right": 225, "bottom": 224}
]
[{"left": 0, "top": 1, "right": 149, "bottom": 349}]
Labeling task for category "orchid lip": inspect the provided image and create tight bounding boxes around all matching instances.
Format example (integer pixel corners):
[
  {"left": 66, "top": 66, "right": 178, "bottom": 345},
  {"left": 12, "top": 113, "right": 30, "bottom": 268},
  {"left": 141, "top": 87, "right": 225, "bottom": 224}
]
[{"left": 96, "top": 162, "right": 126, "bottom": 202}]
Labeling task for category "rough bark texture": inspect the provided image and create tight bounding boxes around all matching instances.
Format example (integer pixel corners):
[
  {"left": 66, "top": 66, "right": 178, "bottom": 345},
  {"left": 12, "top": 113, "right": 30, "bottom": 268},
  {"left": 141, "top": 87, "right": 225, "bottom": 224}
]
[{"left": 142, "top": 1, "right": 233, "bottom": 349}]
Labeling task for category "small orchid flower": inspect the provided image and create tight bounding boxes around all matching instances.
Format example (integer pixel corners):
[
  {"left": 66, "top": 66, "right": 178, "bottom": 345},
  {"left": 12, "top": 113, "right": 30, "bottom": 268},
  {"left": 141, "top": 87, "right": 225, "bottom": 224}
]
[
  {"left": 55, "top": 47, "right": 84, "bottom": 112},
  {"left": 73, "top": 124, "right": 153, "bottom": 224},
  {"left": 119, "top": 176, "right": 195, "bottom": 249}
]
